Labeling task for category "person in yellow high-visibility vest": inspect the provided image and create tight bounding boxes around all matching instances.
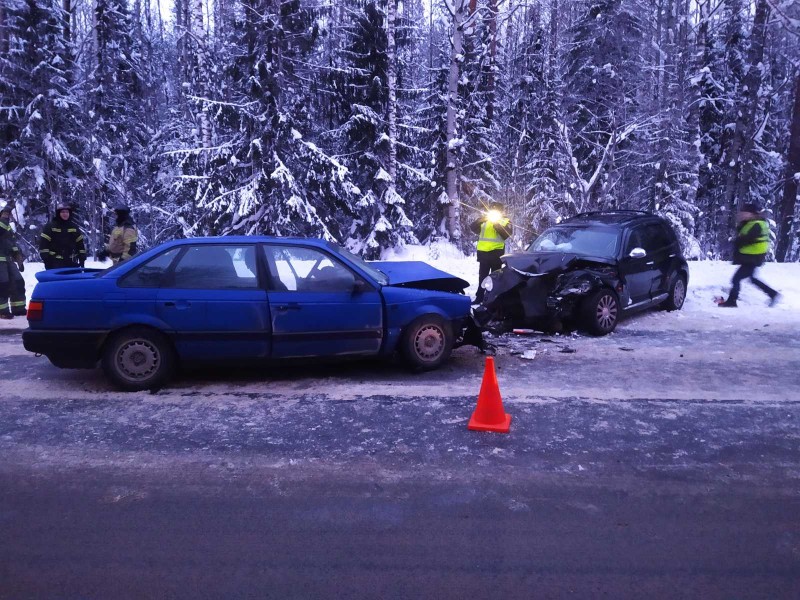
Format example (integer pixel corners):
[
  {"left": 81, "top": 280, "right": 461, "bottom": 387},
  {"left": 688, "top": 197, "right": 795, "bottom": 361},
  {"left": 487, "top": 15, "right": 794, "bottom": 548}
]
[
  {"left": 717, "top": 203, "right": 779, "bottom": 308},
  {"left": 470, "top": 201, "right": 512, "bottom": 302}
]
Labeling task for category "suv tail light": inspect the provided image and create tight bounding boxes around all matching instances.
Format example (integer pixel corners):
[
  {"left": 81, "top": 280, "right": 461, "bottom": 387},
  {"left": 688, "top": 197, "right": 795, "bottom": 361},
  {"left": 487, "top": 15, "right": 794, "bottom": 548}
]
[{"left": 27, "top": 300, "right": 44, "bottom": 321}]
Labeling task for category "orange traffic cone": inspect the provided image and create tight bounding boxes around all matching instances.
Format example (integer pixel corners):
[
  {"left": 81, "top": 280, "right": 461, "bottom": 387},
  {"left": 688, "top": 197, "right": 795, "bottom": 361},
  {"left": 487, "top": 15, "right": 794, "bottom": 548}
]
[{"left": 468, "top": 357, "right": 512, "bottom": 433}]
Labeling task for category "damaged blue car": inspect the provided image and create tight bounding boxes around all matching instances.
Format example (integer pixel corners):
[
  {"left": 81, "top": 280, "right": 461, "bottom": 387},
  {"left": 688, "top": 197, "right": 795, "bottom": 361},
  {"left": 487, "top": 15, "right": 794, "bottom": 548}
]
[{"left": 23, "top": 237, "right": 475, "bottom": 391}]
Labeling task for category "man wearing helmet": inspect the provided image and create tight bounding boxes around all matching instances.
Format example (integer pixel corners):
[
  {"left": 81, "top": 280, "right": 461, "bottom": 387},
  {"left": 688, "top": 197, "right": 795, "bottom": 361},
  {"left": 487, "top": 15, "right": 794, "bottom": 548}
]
[
  {"left": 0, "top": 202, "right": 27, "bottom": 319},
  {"left": 39, "top": 202, "right": 87, "bottom": 269},
  {"left": 99, "top": 204, "right": 138, "bottom": 264}
]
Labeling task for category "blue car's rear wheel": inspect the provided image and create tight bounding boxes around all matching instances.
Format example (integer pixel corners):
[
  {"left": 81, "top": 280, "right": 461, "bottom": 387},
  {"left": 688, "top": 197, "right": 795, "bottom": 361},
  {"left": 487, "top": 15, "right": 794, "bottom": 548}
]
[
  {"left": 102, "top": 327, "right": 175, "bottom": 391},
  {"left": 402, "top": 314, "right": 453, "bottom": 371}
]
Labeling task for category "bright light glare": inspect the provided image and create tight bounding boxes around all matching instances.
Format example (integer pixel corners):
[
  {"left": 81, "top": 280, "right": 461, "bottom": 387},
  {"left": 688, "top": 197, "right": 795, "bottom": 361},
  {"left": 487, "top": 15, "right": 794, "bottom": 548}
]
[{"left": 487, "top": 209, "right": 502, "bottom": 223}]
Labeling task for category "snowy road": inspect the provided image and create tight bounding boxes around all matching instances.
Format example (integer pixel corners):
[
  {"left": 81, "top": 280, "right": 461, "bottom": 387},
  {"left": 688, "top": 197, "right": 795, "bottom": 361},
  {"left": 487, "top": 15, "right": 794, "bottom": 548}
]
[{"left": 1, "top": 301, "right": 799, "bottom": 597}]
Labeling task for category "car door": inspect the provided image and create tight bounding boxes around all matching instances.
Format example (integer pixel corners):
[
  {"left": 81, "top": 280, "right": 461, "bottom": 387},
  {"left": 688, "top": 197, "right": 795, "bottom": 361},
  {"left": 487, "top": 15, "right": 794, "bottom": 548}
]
[
  {"left": 642, "top": 222, "right": 678, "bottom": 296},
  {"left": 262, "top": 244, "right": 383, "bottom": 359},
  {"left": 156, "top": 244, "right": 270, "bottom": 361},
  {"left": 618, "top": 225, "right": 660, "bottom": 305}
]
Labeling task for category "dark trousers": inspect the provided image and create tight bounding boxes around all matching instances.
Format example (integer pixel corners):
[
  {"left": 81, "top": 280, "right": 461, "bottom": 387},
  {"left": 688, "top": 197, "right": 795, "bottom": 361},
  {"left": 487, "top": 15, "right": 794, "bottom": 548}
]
[
  {"left": 475, "top": 250, "right": 504, "bottom": 301},
  {"left": 0, "top": 261, "right": 26, "bottom": 315},
  {"left": 729, "top": 264, "right": 776, "bottom": 301}
]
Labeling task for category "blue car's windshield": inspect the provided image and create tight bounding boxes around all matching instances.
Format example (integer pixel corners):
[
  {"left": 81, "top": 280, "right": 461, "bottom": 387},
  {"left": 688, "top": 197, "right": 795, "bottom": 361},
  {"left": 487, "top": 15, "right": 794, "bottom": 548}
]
[
  {"left": 334, "top": 245, "right": 389, "bottom": 285},
  {"left": 528, "top": 226, "right": 620, "bottom": 258}
]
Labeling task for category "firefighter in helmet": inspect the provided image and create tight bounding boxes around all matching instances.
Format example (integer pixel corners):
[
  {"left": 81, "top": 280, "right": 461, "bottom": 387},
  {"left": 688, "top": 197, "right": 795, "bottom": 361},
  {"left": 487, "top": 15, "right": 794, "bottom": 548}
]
[
  {"left": 39, "top": 202, "right": 87, "bottom": 269},
  {"left": 98, "top": 204, "right": 138, "bottom": 264}
]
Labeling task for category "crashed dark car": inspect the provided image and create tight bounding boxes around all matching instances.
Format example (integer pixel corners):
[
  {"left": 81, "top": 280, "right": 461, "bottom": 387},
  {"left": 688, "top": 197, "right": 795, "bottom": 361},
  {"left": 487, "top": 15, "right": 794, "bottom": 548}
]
[{"left": 473, "top": 211, "right": 689, "bottom": 335}]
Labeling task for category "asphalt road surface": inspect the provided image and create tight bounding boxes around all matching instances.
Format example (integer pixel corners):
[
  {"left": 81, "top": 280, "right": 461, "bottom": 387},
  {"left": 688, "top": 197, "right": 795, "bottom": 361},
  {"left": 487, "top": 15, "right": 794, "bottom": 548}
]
[{"left": 0, "top": 307, "right": 799, "bottom": 599}]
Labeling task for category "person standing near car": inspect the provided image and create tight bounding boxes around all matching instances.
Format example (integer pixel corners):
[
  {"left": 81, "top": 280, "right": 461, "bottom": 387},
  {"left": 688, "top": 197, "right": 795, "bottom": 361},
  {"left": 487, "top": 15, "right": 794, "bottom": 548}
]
[
  {"left": 0, "top": 202, "right": 27, "bottom": 319},
  {"left": 717, "top": 203, "right": 780, "bottom": 308},
  {"left": 98, "top": 204, "right": 138, "bottom": 264},
  {"left": 39, "top": 202, "right": 87, "bottom": 269},
  {"left": 470, "top": 201, "right": 512, "bottom": 302}
]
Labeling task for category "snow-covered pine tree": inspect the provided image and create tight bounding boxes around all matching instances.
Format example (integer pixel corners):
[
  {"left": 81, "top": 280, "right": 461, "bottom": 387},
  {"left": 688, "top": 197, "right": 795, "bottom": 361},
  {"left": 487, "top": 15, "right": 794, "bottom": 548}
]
[
  {"left": 457, "top": 0, "right": 500, "bottom": 238},
  {"left": 563, "top": 0, "right": 646, "bottom": 211},
  {"left": 497, "top": 1, "right": 572, "bottom": 245},
  {"left": 407, "top": 30, "right": 452, "bottom": 244},
  {"left": 88, "top": 0, "right": 150, "bottom": 248},
  {"left": 644, "top": 0, "right": 699, "bottom": 256},
  {"left": 0, "top": 0, "right": 86, "bottom": 255},
  {"left": 332, "top": 0, "right": 414, "bottom": 259},
  {"left": 197, "top": 0, "right": 359, "bottom": 240}
]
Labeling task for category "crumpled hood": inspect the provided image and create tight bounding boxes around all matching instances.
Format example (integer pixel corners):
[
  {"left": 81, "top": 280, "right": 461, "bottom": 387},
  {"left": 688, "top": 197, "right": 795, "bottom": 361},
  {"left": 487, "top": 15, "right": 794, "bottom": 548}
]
[
  {"left": 371, "top": 260, "right": 469, "bottom": 293},
  {"left": 503, "top": 252, "right": 615, "bottom": 275},
  {"left": 35, "top": 267, "right": 105, "bottom": 283}
]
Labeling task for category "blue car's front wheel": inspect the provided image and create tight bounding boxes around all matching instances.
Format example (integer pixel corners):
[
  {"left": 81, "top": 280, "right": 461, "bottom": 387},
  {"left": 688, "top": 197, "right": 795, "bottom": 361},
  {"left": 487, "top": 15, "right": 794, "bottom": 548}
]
[
  {"left": 401, "top": 314, "right": 453, "bottom": 371},
  {"left": 102, "top": 327, "right": 175, "bottom": 392}
]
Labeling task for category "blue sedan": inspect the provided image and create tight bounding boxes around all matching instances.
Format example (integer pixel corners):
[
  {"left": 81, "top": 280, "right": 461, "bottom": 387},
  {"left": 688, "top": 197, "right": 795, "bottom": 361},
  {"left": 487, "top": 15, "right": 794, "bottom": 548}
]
[{"left": 23, "top": 237, "right": 475, "bottom": 390}]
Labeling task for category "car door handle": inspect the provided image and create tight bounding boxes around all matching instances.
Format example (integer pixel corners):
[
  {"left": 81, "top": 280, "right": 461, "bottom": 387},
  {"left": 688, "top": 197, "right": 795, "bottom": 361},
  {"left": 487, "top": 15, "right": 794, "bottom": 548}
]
[
  {"left": 276, "top": 303, "right": 301, "bottom": 311},
  {"left": 646, "top": 261, "right": 655, "bottom": 265},
  {"left": 163, "top": 301, "right": 191, "bottom": 308}
]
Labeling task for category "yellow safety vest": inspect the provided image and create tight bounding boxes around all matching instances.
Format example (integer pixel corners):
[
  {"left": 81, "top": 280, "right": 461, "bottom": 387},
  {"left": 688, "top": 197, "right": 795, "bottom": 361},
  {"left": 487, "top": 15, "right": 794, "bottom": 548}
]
[
  {"left": 739, "top": 220, "right": 769, "bottom": 255},
  {"left": 477, "top": 219, "right": 509, "bottom": 252}
]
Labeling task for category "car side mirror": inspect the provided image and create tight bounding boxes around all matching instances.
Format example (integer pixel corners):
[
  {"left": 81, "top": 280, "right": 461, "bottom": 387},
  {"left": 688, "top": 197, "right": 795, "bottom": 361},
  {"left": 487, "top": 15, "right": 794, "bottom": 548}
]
[{"left": 628, "top": 247, "right": 646, "bottom": 259}]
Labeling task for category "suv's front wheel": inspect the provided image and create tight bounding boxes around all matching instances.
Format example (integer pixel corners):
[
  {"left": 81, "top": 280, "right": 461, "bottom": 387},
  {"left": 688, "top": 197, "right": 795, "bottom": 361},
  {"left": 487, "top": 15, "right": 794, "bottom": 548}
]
[{"left": 581, "top": 289, "right": 619, "bottom": 335}]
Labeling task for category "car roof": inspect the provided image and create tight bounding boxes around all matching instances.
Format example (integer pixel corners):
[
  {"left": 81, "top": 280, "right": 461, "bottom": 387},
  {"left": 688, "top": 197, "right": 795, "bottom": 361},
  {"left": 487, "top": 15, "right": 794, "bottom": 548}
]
[
  {"left": 558, "top": 211, "right": 661, "bottom": 228},
  {"left": 159, "top": 236, "right": 339, "bottom": 250}
]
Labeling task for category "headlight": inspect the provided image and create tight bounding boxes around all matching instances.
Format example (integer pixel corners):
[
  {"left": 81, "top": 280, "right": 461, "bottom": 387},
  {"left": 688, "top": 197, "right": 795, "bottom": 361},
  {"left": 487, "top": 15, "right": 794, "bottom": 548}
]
[{"left": 481, "top": 276, "right": 493, "bottom": 292}]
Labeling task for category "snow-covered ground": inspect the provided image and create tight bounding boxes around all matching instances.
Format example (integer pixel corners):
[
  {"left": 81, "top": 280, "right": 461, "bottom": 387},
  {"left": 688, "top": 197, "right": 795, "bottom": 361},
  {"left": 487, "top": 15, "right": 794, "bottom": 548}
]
[{"left": 1, "top": 243, "right": 798, "bottom": 333}]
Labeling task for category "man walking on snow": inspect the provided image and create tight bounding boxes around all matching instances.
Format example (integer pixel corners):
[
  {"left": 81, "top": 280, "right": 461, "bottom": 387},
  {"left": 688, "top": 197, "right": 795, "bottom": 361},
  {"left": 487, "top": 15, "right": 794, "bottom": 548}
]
[{"left": 717, "top": 203, "right": 780, "bottom": 308}]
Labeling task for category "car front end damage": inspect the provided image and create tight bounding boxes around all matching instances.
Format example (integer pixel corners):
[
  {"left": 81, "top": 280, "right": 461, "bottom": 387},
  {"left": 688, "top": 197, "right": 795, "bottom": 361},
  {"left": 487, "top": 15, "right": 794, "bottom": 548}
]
[{"left": 472, "top": 253, "right": 623, "bottom": 333}]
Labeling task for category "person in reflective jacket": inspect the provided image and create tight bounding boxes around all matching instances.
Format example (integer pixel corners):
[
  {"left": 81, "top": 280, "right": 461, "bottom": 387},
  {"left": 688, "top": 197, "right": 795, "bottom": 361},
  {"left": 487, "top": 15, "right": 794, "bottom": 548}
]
[
  {"left": 470, "top": 201, "right": 512, "bottom": 302},
  {"left": 39, "top": 202, "right": 87, "bottom": 269},
  {"left": 0, "top": 203, "right": 27, "bottom": 319},
  {"left": 98, "top": 204, "right": 138, "bottom": 264},
  {"left": 717, "top": 203, "right": 780, "bottom": 308}
]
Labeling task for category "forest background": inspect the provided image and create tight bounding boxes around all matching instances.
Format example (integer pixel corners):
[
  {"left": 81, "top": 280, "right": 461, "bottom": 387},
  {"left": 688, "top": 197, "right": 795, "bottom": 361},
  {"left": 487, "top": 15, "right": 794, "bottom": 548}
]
[{"left": 0, "top": 0, "right": 799, "bottom": 261}]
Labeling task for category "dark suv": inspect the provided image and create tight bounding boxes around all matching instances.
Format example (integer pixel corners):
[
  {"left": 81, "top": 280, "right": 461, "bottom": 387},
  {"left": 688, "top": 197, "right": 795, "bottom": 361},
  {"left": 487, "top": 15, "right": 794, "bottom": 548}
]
[{"left": 473, "top": 211, "right": 689, "bottom": 335}]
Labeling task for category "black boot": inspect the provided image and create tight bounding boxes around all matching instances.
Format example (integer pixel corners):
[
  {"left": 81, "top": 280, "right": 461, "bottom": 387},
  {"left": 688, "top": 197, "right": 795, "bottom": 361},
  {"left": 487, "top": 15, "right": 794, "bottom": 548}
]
[{"left": 717, "top": 297, "right": 737, "bottom": 307}]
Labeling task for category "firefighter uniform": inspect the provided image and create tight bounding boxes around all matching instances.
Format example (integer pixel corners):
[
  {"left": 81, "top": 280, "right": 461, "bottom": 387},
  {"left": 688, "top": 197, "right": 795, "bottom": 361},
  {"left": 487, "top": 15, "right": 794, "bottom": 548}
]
[
  {"left": 104, "top": 206, "right": 138, "bottom": 264},
  {"left": 39, "top": 206, "right": 87, "bottom": 269},
  {"left": 0, "top": 207, "right": 27, "bottom": 318}
]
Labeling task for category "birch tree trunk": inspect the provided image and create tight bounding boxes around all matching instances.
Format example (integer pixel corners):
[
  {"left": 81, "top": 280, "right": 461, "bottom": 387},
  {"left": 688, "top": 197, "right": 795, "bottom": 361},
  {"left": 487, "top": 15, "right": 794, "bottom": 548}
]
[
  {"left": 191, "top": 0, "right": 212, "bottom": 149},
  {"left": 386, "top": 0, "right": 398, "bottom": 188},
  {"left": 775, "top": 71, "right": 800, "bottom": 262},
  {"left": 445, "top": 0, "right": 468, "bottom": 242}
]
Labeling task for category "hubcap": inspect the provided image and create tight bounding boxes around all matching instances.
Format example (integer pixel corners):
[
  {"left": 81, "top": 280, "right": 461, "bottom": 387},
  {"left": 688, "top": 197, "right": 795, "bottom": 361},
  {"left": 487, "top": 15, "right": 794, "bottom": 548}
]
[
  {"left": 414, "top": 325, "right": 445, "bottom": 361},
  {"left": 596, "top": 294, "right": 618, "bottom": 330},
  {"left": 116, "top": 339, "right": 160, "bottom": 382}
]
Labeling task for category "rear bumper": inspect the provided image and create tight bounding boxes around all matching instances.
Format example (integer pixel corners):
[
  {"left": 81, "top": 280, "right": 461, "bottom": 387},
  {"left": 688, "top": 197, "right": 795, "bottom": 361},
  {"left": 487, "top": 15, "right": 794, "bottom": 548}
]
[{"left": 23, "top": 329, "right": 109, "bottom": 368}]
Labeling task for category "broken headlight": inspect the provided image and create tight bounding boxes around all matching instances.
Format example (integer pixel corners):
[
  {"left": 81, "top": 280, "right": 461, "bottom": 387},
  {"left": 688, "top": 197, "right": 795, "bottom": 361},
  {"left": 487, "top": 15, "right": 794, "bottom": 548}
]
[{"left": 563, "top": 280, "right": 592, "bottom": 295}]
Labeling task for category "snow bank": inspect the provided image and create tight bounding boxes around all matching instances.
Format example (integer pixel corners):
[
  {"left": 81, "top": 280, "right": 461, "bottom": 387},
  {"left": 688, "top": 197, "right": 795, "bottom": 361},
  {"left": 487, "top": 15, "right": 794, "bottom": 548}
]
[{"left": 1, "top": 248, "right": 797, "bottom": 332}]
